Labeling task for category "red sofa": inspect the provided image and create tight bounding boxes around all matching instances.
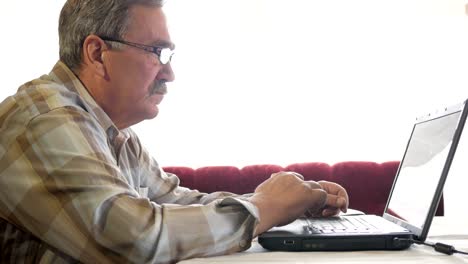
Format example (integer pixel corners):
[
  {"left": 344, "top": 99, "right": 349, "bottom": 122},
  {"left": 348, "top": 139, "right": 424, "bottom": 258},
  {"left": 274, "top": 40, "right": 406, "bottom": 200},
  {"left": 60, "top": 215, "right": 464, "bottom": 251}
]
[{"left": 164, "top": 161, "right": 444, "bottom": 216}]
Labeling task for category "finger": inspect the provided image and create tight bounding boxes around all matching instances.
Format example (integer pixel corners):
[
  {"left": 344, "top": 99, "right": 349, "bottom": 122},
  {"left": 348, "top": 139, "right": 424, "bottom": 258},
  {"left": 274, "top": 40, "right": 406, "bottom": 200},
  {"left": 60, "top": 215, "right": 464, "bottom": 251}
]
[
  {"left": 271, "top": 171, "right": 304, "bottom": 180},
  {"left": 270, "top": 172, "right": 282, "bottom": 178},
  {"left": 307, "top": 188, "right": 327, "bottom": 213},
  {"left": 290, "top": 172, "right": 304, "bottom": 180},
  {"left": 306, "top": 180, "right": 322, "bottom": 190},
  {"left": 325, "top": 194, "right": 348, "bottom": 213},
  {"left": 322, "top": 208, "right": 341, "bottom": 217},
  {"left": 319, "top": 181, "right": 348, "bottom": 197},
  {"left": 318, "top": 181, "right": 349, "bottom": 211}
]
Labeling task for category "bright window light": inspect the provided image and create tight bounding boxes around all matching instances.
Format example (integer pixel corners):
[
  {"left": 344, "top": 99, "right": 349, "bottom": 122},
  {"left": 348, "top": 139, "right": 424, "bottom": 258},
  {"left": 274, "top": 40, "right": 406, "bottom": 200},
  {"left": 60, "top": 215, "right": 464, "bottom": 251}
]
[{"left": 1, "top": 0, "right": 468, "bottom": 167}]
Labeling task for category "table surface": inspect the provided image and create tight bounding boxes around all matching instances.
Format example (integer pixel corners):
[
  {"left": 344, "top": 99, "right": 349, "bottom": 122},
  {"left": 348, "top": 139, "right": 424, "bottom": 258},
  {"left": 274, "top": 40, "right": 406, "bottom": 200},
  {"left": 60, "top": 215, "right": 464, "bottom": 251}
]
[{"left": 179, "top": 216, "right": 468, "bottom": 264}]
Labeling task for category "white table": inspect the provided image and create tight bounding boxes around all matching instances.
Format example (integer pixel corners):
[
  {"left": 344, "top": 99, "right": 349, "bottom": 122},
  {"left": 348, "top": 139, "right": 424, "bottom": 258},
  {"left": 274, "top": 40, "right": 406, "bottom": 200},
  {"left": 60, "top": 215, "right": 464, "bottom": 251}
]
[{"left": 179, "top": 217, "right": 468, "bottom": 264}]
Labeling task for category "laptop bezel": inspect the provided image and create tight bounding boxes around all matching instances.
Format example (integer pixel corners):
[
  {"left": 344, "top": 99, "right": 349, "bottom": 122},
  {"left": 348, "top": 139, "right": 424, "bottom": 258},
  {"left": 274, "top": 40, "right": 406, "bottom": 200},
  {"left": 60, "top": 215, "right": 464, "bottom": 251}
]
[{"left": 382, "top": 99, "right": 468, "bottom": 242}]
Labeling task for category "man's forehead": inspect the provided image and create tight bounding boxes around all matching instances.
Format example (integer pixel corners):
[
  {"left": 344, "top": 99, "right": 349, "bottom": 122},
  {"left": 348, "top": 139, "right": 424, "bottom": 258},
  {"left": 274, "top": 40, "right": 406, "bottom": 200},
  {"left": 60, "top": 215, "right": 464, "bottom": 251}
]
[{"left": 126, "top": 5, "right": 175, "bottom": 48}]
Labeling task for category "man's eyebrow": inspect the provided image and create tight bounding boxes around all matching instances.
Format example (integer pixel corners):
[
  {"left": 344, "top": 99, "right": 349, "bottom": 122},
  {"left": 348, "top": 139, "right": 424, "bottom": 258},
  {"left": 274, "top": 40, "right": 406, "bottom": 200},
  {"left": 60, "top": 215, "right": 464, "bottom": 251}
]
[{"left": 152, "top": 40, "right": 176, "bottom": 50}]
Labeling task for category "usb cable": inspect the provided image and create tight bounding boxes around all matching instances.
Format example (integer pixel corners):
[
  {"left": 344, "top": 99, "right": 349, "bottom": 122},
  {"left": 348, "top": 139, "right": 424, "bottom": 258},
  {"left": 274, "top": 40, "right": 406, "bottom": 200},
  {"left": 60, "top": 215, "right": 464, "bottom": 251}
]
[{"left": 395, "top": 238, "right": 468, "bottom": 255}]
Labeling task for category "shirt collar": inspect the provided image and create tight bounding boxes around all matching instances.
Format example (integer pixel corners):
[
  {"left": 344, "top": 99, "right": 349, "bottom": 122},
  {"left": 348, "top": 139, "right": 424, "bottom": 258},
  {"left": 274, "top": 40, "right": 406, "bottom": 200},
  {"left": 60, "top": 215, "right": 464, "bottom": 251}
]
[{"left": 48, "top": 61, "right": 126, "bottom": 142}]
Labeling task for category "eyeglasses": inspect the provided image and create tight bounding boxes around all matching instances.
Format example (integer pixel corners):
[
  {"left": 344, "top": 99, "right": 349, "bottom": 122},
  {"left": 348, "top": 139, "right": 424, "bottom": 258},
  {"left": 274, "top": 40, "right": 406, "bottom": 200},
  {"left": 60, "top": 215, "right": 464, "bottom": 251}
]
[{"left": 100, "top": 36, "right": 174, "bottom": 65}]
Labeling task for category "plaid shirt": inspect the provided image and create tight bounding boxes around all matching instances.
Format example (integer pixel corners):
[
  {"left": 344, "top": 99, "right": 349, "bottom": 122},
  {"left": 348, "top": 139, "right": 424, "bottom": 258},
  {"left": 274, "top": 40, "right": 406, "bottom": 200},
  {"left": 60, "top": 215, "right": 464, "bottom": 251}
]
[{"left": 0, "top": 61, "right": 259, "bottom": 263}]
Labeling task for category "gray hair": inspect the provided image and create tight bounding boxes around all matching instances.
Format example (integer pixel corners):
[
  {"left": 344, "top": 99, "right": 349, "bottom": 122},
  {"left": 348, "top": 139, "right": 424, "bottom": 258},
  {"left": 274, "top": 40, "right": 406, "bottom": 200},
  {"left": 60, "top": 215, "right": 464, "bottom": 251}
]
[{"left": 59, "top": 0, "right": 164, "bottom": 72}]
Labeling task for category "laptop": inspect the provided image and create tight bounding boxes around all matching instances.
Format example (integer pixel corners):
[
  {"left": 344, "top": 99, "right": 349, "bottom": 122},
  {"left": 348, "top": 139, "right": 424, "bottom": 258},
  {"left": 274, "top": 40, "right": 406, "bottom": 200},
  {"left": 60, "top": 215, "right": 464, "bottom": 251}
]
[{"left": 259, "top": 99, "right": 468, "bottom": 251}]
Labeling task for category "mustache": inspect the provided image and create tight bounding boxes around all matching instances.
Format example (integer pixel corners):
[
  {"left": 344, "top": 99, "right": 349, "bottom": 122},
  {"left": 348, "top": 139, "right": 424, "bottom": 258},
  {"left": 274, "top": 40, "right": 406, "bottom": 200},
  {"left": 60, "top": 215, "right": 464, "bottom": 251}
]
[{"left": 150, "top": 80, "right": 167, "bottom": 95}]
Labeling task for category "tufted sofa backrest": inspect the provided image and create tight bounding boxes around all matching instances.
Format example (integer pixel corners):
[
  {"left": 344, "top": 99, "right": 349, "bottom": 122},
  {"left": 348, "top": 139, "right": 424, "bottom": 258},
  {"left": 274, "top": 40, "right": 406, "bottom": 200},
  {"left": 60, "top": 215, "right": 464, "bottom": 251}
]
[{"left": 163, "top": 161, "right": 444, "bottom": 216}]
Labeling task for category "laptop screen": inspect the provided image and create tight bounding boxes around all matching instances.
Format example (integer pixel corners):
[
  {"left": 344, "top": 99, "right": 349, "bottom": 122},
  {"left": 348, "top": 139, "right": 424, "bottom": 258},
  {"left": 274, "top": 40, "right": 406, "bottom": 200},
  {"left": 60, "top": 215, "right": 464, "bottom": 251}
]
[{"left": 384, "top": 103, "right": 466, "bottom": 239}]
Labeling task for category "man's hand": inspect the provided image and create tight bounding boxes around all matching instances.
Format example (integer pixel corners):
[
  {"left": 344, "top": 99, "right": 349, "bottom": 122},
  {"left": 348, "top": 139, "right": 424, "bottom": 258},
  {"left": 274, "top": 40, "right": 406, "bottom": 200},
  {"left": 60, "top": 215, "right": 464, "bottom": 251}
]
[
  {"left": 249, "top": 172, "right": 327, "bottom": 237},
  {"left": 312, "top": 180, "right": 349, "bottom": 217}
]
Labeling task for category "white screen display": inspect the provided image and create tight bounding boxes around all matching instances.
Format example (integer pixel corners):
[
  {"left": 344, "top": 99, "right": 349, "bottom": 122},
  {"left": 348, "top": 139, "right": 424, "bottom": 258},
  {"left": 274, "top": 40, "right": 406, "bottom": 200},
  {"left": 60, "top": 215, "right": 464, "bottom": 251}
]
[{"left": 386, "top": 111, "right": 461, "bottom": 228}]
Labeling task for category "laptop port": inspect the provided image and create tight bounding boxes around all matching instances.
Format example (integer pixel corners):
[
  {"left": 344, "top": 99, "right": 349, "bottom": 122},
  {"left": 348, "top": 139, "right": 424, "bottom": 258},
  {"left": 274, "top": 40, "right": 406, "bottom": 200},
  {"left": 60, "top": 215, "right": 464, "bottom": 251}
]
[{"left": 284, "top": 240, "right": 295, "bottom": 245}]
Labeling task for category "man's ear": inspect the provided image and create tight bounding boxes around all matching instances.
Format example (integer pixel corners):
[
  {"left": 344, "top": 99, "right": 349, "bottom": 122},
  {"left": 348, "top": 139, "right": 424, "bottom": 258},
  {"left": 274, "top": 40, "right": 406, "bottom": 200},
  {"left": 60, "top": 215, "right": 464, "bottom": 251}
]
[{"left": 82, "top": 35, "right": 107, "bottom": 78}]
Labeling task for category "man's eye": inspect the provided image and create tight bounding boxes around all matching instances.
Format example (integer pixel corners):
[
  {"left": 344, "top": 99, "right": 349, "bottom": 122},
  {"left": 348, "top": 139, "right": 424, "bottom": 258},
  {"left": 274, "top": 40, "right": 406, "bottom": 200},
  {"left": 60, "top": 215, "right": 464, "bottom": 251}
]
[{"left": 155, "top": 47, "right": 163, "bottom": 54}]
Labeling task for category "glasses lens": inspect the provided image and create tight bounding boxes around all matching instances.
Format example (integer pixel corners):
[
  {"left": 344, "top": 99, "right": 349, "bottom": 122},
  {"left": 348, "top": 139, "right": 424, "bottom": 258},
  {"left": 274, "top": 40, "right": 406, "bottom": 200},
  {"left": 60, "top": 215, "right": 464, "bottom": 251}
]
[{"left": 160, "top": 48, "right": 174, "bottom": 64}]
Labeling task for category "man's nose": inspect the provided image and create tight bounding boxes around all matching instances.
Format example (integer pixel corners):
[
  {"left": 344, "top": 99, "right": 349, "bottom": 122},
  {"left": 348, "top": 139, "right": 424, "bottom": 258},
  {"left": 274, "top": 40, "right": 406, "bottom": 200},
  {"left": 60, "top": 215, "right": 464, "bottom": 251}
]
[{"left": 160, "top": 63, "right": 175, "bottom": 82}]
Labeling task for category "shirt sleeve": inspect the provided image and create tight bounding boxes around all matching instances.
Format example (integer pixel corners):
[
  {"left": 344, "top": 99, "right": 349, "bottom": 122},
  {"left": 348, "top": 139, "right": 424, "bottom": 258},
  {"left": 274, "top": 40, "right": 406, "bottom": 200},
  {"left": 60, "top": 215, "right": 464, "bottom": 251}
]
[
  {"left": 128, "top": 129, "right": 253, "bottom": 206},
  {"left": 0, "top": 107, "right": 259, "bottom": 264}
]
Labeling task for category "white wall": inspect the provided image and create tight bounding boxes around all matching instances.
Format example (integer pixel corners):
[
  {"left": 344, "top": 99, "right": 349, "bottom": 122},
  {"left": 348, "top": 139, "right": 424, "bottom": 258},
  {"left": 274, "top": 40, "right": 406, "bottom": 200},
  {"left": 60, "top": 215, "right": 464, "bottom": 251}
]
[
  {"left": 1, "top": 0, "right": 468, "bottom": 169},
  {"left": 150, "top": 0, "right": 468, "bottom": 167},
  {"left": 0, "top": 1, "right": 64, "bottom": 92}
]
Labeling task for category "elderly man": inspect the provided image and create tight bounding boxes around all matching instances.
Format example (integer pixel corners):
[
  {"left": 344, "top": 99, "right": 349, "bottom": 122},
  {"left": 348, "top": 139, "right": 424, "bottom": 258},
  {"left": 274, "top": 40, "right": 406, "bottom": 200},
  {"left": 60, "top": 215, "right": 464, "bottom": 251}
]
[{"left": 0, "top": 0, "right": 348, "bottom": 263}]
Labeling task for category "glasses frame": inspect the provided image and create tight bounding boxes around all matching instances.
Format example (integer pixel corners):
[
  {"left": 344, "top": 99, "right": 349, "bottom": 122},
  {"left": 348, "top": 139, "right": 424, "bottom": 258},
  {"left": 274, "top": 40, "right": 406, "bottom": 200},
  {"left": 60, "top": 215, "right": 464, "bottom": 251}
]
[{"left": 100, "top": 36, "right": 174, "bottom": 65}]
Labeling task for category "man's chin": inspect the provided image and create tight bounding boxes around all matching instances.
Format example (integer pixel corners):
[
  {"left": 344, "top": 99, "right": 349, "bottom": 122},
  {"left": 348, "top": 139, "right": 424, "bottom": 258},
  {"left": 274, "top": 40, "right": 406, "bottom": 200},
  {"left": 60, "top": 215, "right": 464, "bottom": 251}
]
[{"left": 145, "top": 105, "right": 160, "bottom": 120}]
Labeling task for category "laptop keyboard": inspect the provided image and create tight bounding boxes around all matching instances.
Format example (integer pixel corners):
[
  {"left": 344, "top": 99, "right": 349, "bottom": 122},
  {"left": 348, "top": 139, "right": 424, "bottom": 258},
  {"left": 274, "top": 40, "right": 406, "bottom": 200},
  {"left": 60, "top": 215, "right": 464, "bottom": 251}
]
[{"left": 304, "top": 216, "right": 381, "bottom": 234}]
